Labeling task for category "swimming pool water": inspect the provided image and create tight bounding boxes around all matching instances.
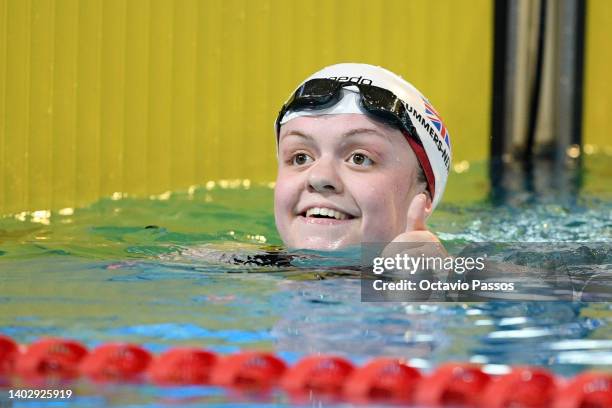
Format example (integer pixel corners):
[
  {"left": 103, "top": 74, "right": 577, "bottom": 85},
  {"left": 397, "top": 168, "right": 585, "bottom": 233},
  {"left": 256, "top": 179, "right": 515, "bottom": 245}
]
[{"left": 0, "top": 156, "right": 611, "bottom": 406}]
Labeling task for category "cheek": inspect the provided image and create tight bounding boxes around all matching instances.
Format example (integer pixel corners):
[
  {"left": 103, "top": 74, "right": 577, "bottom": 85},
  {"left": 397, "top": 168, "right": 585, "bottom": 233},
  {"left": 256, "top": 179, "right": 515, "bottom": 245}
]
[
  {"left": 274, "top": 178, "right": 292, "bottom": 213},
  {"left": 274, "top": 172, "right": 300, "bottom": 223},
  {"left": 356, "top": 173, "right": 410, "bottom": 212},
  {"left": 274, "top": 185, "right": 290, "bottom": 242},
  {"left": 354, "top": 174, "right": 412, "bottom": 236}
]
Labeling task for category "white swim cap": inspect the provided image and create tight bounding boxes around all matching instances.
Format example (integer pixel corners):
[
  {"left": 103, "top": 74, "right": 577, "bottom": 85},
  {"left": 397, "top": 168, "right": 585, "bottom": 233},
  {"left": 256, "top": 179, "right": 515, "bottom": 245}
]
[{"left": 277, "top": 63, "right": 452, "bottom": 210}]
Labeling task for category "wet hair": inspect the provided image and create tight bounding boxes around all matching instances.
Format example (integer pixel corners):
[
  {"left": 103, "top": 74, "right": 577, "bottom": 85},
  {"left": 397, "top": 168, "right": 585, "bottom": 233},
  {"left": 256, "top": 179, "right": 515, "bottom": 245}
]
[
  {"left": 416, "top": 164, "right": 427, "bottom": 185},
  {"left": 416, "top": 164, "right": 431, "bottom": 199}
]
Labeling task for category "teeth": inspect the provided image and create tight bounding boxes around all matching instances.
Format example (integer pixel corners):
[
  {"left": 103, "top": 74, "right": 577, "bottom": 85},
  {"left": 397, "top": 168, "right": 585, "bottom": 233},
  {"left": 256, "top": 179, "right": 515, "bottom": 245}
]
[{"left": 305, "top": 207, "right": 348, "bottom": 220}]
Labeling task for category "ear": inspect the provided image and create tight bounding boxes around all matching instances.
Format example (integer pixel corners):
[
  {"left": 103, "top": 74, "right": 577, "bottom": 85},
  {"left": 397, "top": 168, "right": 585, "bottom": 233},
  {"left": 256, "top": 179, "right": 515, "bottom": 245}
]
[
  {"left": 416, "top": 182, "right": 433, "bottom": 218},
  {"left": 424, "top": 194, "right": 433, "bottom": 219}
]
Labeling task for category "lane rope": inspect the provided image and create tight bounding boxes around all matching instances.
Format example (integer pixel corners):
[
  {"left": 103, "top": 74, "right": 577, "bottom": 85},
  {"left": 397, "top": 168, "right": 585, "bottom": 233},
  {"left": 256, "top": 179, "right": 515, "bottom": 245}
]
[{"left": 1, "top": 335, "right": 611, "bottom": 407}]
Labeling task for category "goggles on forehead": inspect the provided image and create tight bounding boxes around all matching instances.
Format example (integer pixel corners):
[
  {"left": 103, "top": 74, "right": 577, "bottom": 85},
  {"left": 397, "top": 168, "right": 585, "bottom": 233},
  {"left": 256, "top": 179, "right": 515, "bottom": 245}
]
[
  {"left": 274, "top": 78, "right": 436, "bottom": 198},
  {"left": 275, "top": 78, "right": 420, "bottom": 144}
]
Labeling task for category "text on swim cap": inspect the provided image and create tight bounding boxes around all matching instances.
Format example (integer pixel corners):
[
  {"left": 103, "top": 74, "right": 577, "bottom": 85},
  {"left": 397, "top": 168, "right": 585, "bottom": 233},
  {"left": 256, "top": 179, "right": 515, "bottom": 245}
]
[
  {"left": 407, "top": 105, "right": 451, "bottom": 170},
  {"left": 328, "top": 76, "right": 373, "bottom": 85}
]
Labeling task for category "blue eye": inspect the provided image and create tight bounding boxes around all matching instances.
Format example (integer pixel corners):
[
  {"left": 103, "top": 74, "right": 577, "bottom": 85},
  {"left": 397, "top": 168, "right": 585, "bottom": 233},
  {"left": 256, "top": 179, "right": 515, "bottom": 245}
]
[
  {"left": 292, "top": 153, "right": 313, "bottom": 166},
  {"left": 348, "top": 153, "right": 373, "bottom": 166}
]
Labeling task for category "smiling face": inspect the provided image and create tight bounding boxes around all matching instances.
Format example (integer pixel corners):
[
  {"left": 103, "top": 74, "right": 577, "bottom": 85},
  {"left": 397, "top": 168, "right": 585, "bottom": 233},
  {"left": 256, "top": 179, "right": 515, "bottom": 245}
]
[{"left": 274, "top": 113, "right": 424, "bottom": 250}]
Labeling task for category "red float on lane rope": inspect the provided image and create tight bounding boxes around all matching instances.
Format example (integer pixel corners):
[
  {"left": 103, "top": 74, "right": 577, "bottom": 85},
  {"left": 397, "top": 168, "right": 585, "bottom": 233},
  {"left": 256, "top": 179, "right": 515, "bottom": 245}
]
[
  {"left": 481, "top": 366, "right": 558, "bottom": 408},
  {"left": 343, "top": 357, "right": 422, "bottom": 403},
  {"left": 414, "top": 363, "right": 491, "bottom": 407},
  {"left": 282, "top": 355, "right": 355, "bottom": 397},
  {"left": 553, "top": 372, "right": 612, "bottom": 408},
  {"left": 148, "top": 347, "right": 218, "bottom": 385},
  {"left": 15, "top": 338, "right": 88, "bottom": 381},
  {"left": 79, "top": 343, "right": 152, "bottom": 382},
  {"left": 210, "top": 351, "right": 286, "bottom": 388},
  {"left": 0, "top": 335, "right": 19, "bottom": 378}
]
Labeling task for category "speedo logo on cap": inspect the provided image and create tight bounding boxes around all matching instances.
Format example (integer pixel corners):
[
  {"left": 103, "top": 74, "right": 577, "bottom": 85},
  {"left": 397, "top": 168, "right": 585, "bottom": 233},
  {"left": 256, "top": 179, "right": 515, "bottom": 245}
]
[{"left": 328, "top": 76, "right": 373, "bottom": 85}]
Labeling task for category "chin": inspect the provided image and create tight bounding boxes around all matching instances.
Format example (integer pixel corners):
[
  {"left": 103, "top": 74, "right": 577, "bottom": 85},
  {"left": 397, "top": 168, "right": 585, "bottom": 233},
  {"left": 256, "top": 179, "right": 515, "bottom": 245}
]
[
  {"left": 277, "top": 218, "right": 362, "bottom": 250},
  {"left": 286, "top": 235, "right": 358, "bottom": 251}
]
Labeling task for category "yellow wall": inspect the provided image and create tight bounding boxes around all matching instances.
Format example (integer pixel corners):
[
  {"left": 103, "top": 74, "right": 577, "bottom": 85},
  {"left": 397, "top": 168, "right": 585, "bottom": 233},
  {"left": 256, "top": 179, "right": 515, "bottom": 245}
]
[
  {"left": 583, "top": 0, "right": 612, "bottom": 151},
  {"left": 0, "top": 0, "right": 492, "bottom": 214}
]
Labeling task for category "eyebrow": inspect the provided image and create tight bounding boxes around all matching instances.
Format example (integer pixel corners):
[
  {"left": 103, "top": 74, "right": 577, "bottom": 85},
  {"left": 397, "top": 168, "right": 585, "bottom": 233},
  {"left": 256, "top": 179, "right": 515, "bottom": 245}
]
[
  {"left": 281, "top": 130, "right": 314, "bottom": 141},
  {"left": 342, "top": 127, "right": 390, "bottom": 141}
]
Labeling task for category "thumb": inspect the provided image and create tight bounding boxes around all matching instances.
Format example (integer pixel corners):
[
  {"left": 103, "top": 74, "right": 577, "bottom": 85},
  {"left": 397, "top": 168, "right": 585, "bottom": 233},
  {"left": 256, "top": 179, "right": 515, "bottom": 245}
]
[{"left": 405, "top": 193, "right": 430, "bottom": 232}]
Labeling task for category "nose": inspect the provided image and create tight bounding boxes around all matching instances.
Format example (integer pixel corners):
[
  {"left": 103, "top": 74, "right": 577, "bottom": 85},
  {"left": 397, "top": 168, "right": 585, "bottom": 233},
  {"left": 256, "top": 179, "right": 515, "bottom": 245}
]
[{"left": 306, "top": 157, "right": 344, "bottom": 194}]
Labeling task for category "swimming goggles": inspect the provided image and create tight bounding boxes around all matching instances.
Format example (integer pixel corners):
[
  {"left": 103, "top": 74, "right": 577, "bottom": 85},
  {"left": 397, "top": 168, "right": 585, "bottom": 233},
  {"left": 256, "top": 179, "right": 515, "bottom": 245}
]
[{"left": 275, "top": 78, "right": 421, "bottom": 145}]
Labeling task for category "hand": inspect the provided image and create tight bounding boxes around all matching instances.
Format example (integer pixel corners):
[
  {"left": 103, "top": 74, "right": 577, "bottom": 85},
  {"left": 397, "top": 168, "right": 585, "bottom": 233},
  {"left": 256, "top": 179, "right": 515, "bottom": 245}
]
[
  {"left": 379, "top": 193, "right": 448, "bottom": 301},
  {"left": 382, "top": 193, "right": 447, "bottom": 268},
  {"left": 391, "top": 193, "right": 439, "bottom": 244}
]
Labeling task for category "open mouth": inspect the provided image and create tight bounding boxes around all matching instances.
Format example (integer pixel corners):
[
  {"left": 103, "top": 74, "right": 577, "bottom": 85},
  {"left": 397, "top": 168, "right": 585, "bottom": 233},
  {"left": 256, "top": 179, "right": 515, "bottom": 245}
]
[{"left": 301, "top": 207, "right": 355, "bottom": 221}]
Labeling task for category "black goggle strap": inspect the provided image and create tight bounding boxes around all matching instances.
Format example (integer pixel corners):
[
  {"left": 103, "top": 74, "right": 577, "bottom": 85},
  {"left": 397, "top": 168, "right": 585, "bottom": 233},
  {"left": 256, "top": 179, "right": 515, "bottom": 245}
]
[{"left": 358, "top": 86, "right": 421, "bottom": 146}]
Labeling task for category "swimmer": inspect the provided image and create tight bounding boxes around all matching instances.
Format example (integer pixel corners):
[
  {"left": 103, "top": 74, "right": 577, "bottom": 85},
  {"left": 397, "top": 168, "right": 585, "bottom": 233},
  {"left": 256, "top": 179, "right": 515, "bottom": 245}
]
[{"left": 274, "top": 63, "right": 452, "bottom": 251}]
